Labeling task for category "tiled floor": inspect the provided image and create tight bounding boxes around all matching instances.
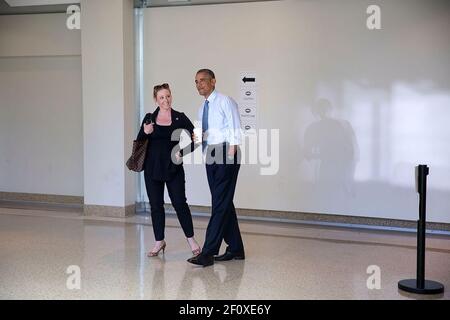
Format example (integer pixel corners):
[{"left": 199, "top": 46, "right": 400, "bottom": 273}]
[{"left": 0, "top": 206, "right": 449, "bottom": 300}]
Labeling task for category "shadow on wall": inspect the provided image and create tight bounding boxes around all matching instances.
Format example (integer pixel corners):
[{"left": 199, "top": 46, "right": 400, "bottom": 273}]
[
  {"left": 295, "top": 81, "right": 450, "bottom": 222},
  {"left": 302, "top": 98, "right": 359, "bottom": 199}
]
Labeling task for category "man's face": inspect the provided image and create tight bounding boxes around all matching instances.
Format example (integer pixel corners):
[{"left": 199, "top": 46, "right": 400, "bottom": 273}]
[{"left": 195, "top": 72, "right": 216, "bottom": 98}]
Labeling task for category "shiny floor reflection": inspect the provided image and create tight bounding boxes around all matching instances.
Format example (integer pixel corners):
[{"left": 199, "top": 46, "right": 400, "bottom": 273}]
[{"left": 0, "top": 207, "right": 449, "bottom": 299}]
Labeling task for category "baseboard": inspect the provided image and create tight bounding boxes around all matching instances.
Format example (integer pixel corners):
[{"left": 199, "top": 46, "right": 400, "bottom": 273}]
[
  {"left": 1, "top": 194, "right": 448, "bottom": 233},
  {"left": 0, "top": 192, "right": 83, "bottom": 205},
  {"left": 0, "top": 192, "right": 134, "bottom": 218},
  {"left": 83, "top": 204, "right": 135, "bottom": 218},
  {"left": 151, "top": 203, "right": 450, "bottom": 233}
]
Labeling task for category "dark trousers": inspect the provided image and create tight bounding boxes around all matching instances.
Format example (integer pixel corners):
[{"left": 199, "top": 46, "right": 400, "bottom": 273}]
[
  {"left": 202, "top": 143, "right": 244, "bottom": 256},
  {"left": 144, "top": 167, "right": 194, "bottom": 241}
]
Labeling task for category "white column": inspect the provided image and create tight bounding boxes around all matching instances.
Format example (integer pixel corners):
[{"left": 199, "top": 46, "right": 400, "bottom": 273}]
[{"left": 81, "top": 0, "right": 135, "bottom": 217}]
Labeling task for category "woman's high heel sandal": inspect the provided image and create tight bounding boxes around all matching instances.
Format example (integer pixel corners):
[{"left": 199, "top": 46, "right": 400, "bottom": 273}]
[
  {"left": 187, "top": 238, "right": 201, "bottom": 257},
  {"left": 147, "top": 241, "right": 166, "bottom": 257},
  {"left": 192, "top": 247, "right": 201, "bottom": 256}
]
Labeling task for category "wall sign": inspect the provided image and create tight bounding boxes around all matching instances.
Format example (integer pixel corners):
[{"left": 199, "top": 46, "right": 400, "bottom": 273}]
[{"left": 239, "top": 72, "right": 257, "bottom": 134}]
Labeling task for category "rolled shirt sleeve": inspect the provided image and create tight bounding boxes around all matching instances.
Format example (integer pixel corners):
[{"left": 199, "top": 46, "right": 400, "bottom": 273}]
[{"left": 222, "top": 96, "right": 242, "bottom": 145}]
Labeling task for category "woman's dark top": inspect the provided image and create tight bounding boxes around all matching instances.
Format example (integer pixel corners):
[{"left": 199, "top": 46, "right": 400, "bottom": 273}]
[{"left": 136, "top": 107, "right": 197, "bottom": 181}]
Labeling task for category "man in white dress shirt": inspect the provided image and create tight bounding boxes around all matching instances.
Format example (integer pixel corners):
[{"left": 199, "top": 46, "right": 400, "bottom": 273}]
[{"left": 187, "top": 69, "right": 245, "bottom": 267}]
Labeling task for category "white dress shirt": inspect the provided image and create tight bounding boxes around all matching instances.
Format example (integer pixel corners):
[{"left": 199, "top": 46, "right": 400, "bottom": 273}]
[{"left": 198, "top": 90, "right": 242, "bottom": 146}]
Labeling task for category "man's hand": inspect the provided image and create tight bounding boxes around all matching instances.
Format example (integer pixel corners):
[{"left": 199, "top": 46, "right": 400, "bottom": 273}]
[
  {"left": 227, "top": 145, "right": 237, "bottom": 158},
  {"left": 192, "top": 132, "right": 199, "bottom": 143}
]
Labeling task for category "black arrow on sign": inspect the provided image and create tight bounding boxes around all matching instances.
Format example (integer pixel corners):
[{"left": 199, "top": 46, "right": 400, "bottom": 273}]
[{"left": 242, "top": 77, "right": 255, "bottom": 83}]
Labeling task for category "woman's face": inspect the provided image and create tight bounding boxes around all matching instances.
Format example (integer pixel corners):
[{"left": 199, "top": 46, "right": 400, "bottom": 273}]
[{"left": 155, "top": 88, "right": 172, "bottom": 109}]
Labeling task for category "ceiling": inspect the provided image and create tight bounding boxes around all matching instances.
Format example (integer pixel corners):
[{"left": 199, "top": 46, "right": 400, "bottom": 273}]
[{"left": 0, "top": 0, "right": 277, "bottom": 15}]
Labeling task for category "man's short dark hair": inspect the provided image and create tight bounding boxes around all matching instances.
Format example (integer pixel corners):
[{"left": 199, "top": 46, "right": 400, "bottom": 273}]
[{"left": 196, "top": 69, "right": 215, "bottom": 79}]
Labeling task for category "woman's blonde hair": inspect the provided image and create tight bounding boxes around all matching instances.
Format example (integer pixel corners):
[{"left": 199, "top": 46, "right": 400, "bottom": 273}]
[{"left": 153, "top": 83, "right": 170, "bottom": 99}]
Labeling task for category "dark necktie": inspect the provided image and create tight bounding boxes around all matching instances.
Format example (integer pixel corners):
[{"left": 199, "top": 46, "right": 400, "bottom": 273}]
[{"left": 202, "top": 100, "right": 209, "bottom": 151}]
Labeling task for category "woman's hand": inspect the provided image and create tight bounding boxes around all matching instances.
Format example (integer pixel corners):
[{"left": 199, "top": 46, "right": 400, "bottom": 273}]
[
  {"left": 175, "top": 151, "right": 182, "bottom": 162},
  {"left": 143, "top": 122, "right": 154, "bottom": 135}
]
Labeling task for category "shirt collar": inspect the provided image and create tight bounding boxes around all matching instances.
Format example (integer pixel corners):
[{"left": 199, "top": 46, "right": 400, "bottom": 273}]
[{"left": 206, "top": 90, "right": 217, "bottom": 103}]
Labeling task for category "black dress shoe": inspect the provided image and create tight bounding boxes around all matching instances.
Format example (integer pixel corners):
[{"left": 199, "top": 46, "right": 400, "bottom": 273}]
[
  {"left": 187, "top": 254, "right": 214, "bottom": 267},
  {"left": 214, "top": 250, "right": 245, "bottom": 261}
]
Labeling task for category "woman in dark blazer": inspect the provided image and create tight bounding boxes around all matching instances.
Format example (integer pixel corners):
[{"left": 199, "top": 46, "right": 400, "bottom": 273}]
[{"left": 137, "top": 83, "right": 201, "bottom": 257}]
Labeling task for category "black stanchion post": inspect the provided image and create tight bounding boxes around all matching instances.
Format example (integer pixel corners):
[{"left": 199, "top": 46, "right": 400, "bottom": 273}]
[{"left": 398, "top": 164, "right": 444, "bottom": 294}]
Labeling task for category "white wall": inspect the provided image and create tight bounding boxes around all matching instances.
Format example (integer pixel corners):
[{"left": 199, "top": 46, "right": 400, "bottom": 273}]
[
  {"left": 81, "top": 0, "right": 136, "bottom": 208},
  {"left": 143, "top": 0, "right": 450, "bottom": 223},
  {"left": 0, "top": 14, "right": 83, "bottom": 196},
  {"left": 0, "top": 14, "right": 80, "bottom": 57}
]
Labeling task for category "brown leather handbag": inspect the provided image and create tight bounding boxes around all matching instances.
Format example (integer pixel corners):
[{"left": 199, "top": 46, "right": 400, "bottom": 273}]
[{"left": 126, "top": 139, "right": 148, "bottom": 172}]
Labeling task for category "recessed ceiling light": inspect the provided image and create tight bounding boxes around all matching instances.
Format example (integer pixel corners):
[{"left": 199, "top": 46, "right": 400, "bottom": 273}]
[
  {"left": 167, "top": 0, "right": 191, "bottom": 3},
  {"left": 5, "top": 0, "right": 80, "bottom": 7}
]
